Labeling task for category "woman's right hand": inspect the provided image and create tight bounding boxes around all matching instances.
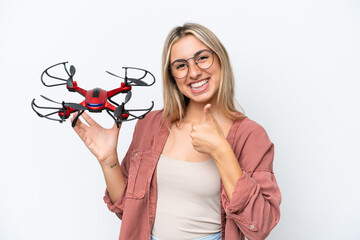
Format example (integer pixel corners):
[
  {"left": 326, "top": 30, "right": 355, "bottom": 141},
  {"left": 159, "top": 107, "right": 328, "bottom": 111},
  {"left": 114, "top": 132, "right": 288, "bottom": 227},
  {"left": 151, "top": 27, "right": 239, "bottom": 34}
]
[{"left": 71, "top": 111, "right": 121, "bottom": 165}]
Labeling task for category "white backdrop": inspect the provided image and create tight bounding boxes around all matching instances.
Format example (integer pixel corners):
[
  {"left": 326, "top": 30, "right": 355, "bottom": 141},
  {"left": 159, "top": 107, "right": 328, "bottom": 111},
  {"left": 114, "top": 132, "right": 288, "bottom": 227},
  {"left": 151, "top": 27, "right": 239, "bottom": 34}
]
[{"left": 1, "top": 0, "right": 359, "bottom": 239}]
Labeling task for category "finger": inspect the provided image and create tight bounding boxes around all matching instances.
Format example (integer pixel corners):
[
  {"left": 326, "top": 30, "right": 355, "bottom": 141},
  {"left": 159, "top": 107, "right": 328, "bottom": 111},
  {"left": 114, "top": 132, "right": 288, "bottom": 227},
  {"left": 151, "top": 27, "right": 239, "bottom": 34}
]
[
  {"left": 71, "top": 112, "right": 80, "bottom": 127},
  {"left": 204, "top": 103, "right": 211, "bottom": 114},
  {"left": 203, "top": 104, "right": 213, "bottom": 121},
  {"left": 72, "top": 117, "right": 83, "bottom": 129},
  {"left": 190, "top": 122, "right": 198, "bottom": 136},
  {"left": 72, "top": 121, "right": 83, "bottom": 136},
  {"left": 72, "top": 120, "right": 85, "bottom": 138},
  {"left": 111, "top": 121, "right": 121, "bottom": 133},
  {"left": 71, "top": 112, "right": 78, "bottom": 122},
  {"left": 190, "top": 127, "right": 194, "bottom": 140},
  {"left": 81, "top": 112, "right": 98, "bottom": 127},
  {"left": 71, "top": 113, "right": 89, "bottom": 132},
  {"left": 72, "top": 116, "right": 92, "bottom": 142}
]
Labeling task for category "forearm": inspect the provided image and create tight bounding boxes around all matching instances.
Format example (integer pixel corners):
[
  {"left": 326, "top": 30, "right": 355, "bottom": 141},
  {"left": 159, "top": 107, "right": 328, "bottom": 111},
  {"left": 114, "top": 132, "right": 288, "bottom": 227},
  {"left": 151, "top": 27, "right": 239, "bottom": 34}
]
[
  {"left": 212, "top": 140, "right": 243, "bottom": 201},
  {"left": 100, "top": 153, "right": 126, "bottom": 204}
]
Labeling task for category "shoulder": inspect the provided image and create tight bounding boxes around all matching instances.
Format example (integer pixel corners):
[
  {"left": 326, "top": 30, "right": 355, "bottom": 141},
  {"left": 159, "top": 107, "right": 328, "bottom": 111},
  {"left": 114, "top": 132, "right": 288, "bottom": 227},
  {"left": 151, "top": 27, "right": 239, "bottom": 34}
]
[
  {"left": 231, "top": 117, "right": 270, "bottom": 141},
  {"left": 136, "top": 110, "right": 164, "bottom": 127},
  {"left": 230, "top": 117, "right": 274, "bottom": 172},
  {"left": 143, "top": 109, "right": 164, "bottom": 121},
  {"left": 132, "top": 110, "right": 165, "bottom": 136}
]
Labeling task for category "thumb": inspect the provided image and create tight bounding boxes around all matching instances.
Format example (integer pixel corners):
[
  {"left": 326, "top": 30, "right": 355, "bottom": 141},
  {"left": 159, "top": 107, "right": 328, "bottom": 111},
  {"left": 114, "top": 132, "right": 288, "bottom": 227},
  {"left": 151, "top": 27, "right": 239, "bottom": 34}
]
[
  {"left": 111, "top": 121, "right": 122, "bottom": 132},
  {"left": 203, "top": 104, "right": 213, "bottom": 121}
]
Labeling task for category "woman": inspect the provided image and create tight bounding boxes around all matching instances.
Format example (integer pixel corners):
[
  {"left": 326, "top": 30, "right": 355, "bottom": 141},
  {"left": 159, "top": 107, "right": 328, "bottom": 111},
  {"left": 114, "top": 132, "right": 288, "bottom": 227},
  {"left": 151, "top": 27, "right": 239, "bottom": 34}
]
[{"left": 72, "top": 23, "right": 281, "bottom": 240}]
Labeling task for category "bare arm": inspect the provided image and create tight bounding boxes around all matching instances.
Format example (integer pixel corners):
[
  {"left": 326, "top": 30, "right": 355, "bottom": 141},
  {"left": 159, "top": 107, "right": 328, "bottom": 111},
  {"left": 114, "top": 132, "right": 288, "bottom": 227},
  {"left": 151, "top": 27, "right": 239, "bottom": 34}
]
[
  {"left": 71, "top": 112, "right": 125, "bottom": 203},
  {"left": 211, "top": 141, "right": 243, "bottom": 200},
  {"left": 190, "top": 104, "right": 242, "bottom": 200},
  {"left": 100, "top": 154, "right": 126, "bottom": 203},
  {"left": 191, "top": 106, "right": 281, "bottom": 238}
]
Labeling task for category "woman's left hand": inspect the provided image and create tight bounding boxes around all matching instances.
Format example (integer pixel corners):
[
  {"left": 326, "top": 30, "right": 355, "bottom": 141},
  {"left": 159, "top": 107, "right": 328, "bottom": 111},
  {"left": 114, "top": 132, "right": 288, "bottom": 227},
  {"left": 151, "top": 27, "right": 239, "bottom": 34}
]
[{"left": 190, "top": 104, "right": 227, "bottom": 156}]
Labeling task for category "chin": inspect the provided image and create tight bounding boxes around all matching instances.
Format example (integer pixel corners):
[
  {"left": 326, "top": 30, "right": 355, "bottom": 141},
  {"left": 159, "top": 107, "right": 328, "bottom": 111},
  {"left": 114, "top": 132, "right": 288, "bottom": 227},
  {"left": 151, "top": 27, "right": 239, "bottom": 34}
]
[{"left": 188, "top": 95, "right": 216, "bottom": 104}]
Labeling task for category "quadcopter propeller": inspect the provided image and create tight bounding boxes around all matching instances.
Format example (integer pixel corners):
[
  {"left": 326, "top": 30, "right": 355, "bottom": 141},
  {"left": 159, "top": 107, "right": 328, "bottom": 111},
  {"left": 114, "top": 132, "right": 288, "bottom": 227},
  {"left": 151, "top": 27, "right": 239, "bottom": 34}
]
[
  {"left": 114, "top": 91, "right": 132, "bottom": 120},
  {"left": 70, "top": 65, "right": 76, "bottom": 76},
  {"left": 124, "top": 91, "right": 132, "bottom": 104},
  {"left": 114, "top": 104, "right": 125, "bottom": 120},
  {"left": 67, "top": 65, "right": 76, "bottom": 88}
]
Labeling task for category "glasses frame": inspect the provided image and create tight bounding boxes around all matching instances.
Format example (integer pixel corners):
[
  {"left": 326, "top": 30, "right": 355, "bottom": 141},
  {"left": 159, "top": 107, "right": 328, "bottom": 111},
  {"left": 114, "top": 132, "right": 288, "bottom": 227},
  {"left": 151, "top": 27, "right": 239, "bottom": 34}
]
[{"left": 169, "top": 49, "right": 215, "bottom": 79}]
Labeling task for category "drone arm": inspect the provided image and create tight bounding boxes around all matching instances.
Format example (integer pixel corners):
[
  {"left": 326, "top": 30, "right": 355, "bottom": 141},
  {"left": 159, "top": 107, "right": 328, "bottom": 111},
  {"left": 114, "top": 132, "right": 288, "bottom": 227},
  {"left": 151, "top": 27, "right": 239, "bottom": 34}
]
[
  {"left": 105, "top": 102, "right": 117, "bottom": 112},
  {"left": 107, "top": 83, "right": 132, "bottom": 98},
  {"left": 105, "top": 102, "right": 132, "bottom": 123},
  {"left": 67, "top": 82, "right": 87, "bottom": 97}
]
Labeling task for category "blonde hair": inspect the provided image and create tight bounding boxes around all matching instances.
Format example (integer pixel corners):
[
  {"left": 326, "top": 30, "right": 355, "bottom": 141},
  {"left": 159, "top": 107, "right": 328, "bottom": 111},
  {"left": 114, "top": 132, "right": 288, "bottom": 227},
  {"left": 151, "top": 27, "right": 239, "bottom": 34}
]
[{"left": 162, "top": 23, "right": 245, "bottom": 123}]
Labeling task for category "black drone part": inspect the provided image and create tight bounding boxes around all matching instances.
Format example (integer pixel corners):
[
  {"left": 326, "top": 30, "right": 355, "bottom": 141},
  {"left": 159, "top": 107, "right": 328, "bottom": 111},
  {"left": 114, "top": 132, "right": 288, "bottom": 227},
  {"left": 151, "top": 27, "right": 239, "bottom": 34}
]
[
  {"left": 31, "top": 99, "right": 67, "bottom": 123},
  {"left": 113, "top": 91, "right": 132, "bottom": 119},
  {"left": 40, "top": 95, "right": 86, "bottom": 111},
  {"left": 114, "top": 101, "right": 154, "bottom": 123},
  {"left": 41, "top": 62, "right": 76, "bottom": 88},
  {"left": 31, "top": 95, "right": 87, "bottom": 123},
  {"left": 106, "top": 67, "right": 156, "bottom": 87}
]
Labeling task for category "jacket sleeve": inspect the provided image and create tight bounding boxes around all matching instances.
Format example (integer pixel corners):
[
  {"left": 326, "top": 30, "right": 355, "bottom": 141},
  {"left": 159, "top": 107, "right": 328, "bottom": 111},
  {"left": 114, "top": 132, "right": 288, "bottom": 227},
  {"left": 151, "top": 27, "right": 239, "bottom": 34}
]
[
  {"left": 103, "top": 123, "right": 138, "bottom": 220},
  {"left": 221, "top": 123, "right": 281, "bottom": 240}
]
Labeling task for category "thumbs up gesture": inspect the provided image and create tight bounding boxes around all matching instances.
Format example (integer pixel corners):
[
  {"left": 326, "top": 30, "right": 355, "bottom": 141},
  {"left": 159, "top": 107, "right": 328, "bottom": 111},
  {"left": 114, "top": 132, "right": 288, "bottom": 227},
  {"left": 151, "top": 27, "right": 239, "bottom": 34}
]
[{"left": 190, "top": 104, "right": 226, "bottom": 156}]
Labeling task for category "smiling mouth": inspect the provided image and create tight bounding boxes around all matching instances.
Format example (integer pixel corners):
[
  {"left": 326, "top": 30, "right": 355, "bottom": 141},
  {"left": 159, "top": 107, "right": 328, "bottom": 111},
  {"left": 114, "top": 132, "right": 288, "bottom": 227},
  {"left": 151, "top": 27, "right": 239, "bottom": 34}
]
[{"left": 190, "top": 79, "right": 209, "bottom": 90}]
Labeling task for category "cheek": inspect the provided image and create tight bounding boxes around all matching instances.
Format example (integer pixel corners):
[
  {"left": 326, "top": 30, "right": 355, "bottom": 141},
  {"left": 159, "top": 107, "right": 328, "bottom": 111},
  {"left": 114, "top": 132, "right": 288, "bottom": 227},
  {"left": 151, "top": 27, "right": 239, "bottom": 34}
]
[
  {"left": 209, "top": 57, "right": 221, "bottom": 76},
  {"left": 175, "top": 78, "right": 186, "bottom": 88},
  {"left": 209, "top": 64, "right": 221, "bottom": 83}
]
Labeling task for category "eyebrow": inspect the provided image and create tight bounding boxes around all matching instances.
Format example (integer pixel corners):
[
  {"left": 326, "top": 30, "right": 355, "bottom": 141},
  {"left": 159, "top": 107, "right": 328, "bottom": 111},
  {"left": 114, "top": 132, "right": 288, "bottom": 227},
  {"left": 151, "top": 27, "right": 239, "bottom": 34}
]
[{"left": 170, "top": 49, "right": 209, "bottom": 65}]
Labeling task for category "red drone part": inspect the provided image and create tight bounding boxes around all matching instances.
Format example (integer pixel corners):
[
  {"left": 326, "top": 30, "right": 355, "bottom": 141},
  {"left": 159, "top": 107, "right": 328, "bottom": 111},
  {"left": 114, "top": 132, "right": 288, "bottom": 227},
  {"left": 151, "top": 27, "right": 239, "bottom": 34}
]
[{"left": 31, "top": 62, "right": 155, "bottom": 127}]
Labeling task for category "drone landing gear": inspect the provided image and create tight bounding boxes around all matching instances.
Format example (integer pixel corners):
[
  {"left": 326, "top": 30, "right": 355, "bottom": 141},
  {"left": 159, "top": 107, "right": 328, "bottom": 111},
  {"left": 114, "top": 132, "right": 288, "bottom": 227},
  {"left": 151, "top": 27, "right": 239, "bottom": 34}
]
[{"left": 71, "top": 110, "right": 85, "bottom": 127}]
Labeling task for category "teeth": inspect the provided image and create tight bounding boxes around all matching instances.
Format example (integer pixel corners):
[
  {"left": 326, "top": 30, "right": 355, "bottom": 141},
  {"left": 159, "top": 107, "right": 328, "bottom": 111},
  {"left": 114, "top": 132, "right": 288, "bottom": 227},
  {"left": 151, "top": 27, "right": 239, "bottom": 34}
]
[{"left": 190, "top": 79, "right": 208, "bottom": 89}]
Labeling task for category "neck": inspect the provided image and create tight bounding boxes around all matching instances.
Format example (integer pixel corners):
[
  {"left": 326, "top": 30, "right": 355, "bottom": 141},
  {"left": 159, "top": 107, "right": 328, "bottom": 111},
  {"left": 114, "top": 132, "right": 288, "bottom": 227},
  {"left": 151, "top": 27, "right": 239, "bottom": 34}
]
[{"left": 182, "top": 100, "right": 221, "bottom": 123}]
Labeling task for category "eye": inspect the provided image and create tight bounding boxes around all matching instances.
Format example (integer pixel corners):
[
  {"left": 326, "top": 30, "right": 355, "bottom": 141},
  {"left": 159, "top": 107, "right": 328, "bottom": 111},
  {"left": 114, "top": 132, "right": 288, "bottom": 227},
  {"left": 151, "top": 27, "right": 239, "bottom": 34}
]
[
  {"left": 197, "top": 55, "right": 209, "bottom": 61},
  {"left": 174, "top": 62, "right": 187, "bottom": 70},
  {"left": 196, "top": 51, "right": 211, "bottom": 63}
]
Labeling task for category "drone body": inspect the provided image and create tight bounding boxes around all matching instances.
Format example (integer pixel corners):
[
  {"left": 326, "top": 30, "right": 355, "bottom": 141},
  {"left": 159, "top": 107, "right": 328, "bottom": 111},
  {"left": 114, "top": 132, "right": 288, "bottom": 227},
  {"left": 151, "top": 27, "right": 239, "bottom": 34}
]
[{"left": 32, "top": 62, "right": 155, "bottom": 127}]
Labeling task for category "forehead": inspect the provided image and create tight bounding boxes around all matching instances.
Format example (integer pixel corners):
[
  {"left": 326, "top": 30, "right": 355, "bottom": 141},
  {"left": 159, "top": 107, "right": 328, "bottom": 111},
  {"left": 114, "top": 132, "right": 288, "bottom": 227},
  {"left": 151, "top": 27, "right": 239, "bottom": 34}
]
[{"left": 170, "top": 35, "right": 210, "bottom": 61}]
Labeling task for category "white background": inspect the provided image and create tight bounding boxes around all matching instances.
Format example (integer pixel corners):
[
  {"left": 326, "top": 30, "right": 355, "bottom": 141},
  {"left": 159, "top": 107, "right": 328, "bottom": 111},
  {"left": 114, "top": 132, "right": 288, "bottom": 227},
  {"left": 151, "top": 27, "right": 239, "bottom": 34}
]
[{"left": 1, "top": 0, "right": 359, "bottom": 239}]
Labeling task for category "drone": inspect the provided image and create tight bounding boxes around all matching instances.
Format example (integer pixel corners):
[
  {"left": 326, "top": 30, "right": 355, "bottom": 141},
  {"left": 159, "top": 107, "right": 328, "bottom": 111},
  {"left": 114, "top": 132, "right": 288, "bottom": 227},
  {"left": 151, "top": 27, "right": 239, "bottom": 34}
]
[{"left": 31, "top": 62, "right": 155, "bottom": 128}]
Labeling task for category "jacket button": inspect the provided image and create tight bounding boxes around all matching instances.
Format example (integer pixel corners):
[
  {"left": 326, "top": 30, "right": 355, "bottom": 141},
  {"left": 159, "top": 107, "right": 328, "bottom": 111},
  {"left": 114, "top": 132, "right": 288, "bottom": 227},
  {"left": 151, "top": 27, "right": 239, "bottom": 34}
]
[
  {"left": 250, "top": 225, "right": 255, "bottom": 230},
  {"left": 135, "top": 153, "right": 138, "bottom": 157}
]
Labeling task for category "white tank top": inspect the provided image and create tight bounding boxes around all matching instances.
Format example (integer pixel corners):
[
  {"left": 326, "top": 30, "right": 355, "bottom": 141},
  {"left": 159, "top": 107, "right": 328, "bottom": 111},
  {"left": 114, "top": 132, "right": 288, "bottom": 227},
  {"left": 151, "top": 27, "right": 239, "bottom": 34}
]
[{"left": 152, "top": 154, "right": 221, "bottom": 240}]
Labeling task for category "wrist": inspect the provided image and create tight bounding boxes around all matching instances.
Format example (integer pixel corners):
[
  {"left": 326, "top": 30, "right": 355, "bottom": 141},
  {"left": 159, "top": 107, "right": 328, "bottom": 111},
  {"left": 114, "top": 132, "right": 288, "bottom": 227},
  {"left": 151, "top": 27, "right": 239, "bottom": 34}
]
[
  {"left": 99, "top": 152, "right": 119, "bottom": 168},
  {"left": 212, "top": 139, "right": 232, "bottom": 160}
]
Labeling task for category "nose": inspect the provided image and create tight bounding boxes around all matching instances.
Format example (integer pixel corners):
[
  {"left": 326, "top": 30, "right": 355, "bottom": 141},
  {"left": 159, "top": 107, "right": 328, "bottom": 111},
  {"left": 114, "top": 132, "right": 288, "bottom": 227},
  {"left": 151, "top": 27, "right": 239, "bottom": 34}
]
[{"left": 187, "top": 59, "right": 202, "bottom": 79}]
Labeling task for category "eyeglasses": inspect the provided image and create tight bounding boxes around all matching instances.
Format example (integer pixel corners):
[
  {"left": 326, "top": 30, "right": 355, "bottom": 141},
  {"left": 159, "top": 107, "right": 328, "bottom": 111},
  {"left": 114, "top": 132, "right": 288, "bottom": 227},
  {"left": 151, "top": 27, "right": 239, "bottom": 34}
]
[{"left": 169, "top": 49, "right": 215, "bottom": 79}]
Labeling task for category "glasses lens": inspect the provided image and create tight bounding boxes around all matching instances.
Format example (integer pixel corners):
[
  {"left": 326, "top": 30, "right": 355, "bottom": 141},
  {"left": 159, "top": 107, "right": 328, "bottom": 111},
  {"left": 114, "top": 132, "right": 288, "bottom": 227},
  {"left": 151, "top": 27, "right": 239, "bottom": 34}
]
[
  {"left": 171, "top": 60, "right": 188, "bottom": 79},
  {"left": 170, "top": 50, "right": 214, "bottom": 79},
  {"left": 195, "top": 50, "right": 213, "bottom": 69}
]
